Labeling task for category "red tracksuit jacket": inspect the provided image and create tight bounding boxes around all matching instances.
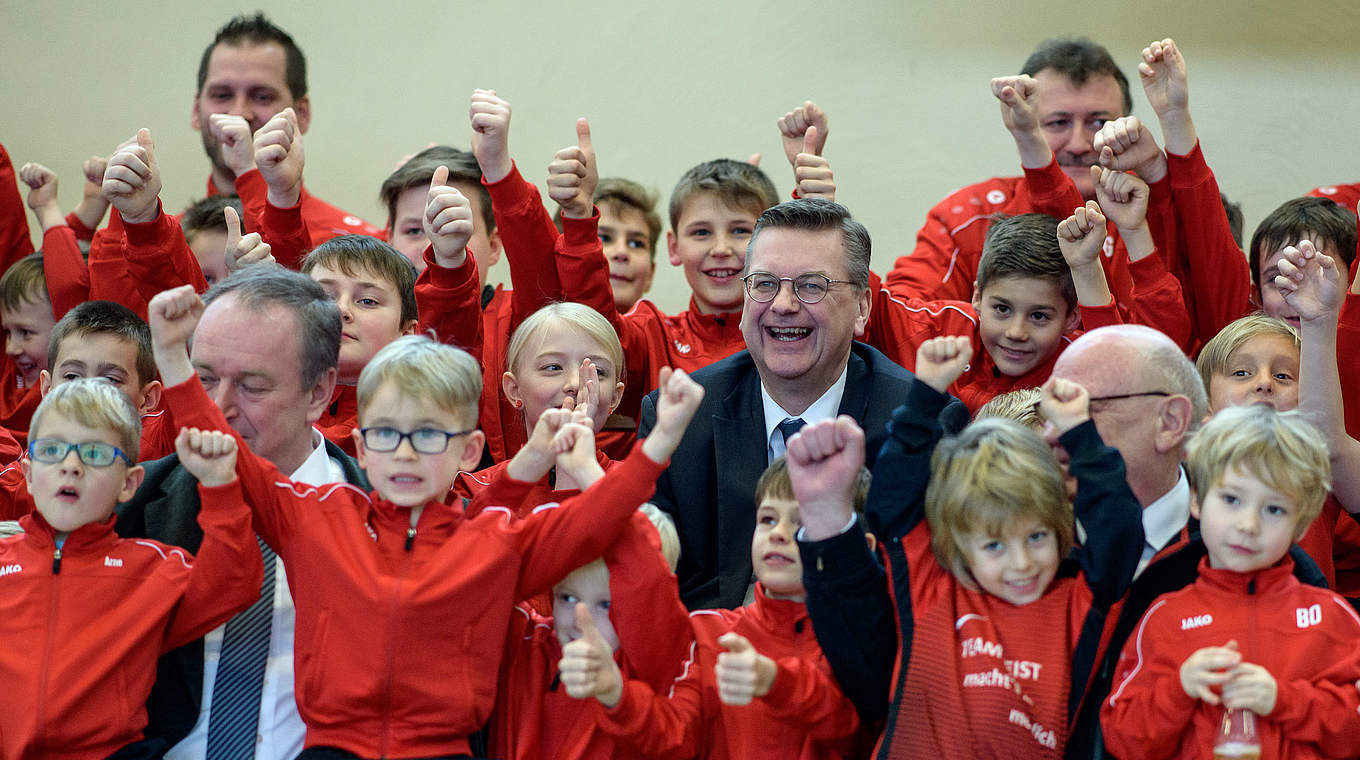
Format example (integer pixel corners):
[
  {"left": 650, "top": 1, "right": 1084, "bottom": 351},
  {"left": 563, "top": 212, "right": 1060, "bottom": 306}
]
[
  {"left": 0, "top": 485, "right": 262, "bottom": 760},
  {"left": 1102, "top": 557, "right": 1360, "bottom": 759},
  {"left": 162, "top": 373, "right": 665, "bottom": 758}
]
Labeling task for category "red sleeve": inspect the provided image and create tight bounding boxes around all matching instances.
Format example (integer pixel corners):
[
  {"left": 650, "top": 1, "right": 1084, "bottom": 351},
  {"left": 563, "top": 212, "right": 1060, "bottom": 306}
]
[
  {"left": 0, "top": 143, "right": 36, "bottom": 270},
  {"left": 40, "top": 225, "right": 91, "bottom": 319},
  {"left": 257, "top": 197, "right": 314, "bottom": 270},
  {"left": 863, "top": 283, "right": 978, "bottom": 370},
  {"left": 1338, "top": 289, "right": 1360, "bottom": 438},
  {"left": 484, "top": 162, "right": 563, "bottom": 329},
  {"left": 1307, "top": 183, "right": 1360, "bottom": 212},
  {"left": 413, "top": 245, "right": 483, "bottom": 361},
  {"left": 63, "top": 212, "right": 97, "bottom": 242},
  {"left": 87, "top": 212, "right": 149, "bottom": 319},
  {"left": 164, "top": 478, "right": 265, "bottom": 650},
  {"left": 597, "top": 667, "right": 704, "bottom": 759},
  {"left": 606, "top": 511, "right": 694, "bottom": 692},
  {"left": 1100, "top": 603, "right": 1200, "bottom": 760},
  {"left": 0, "top": 462, "right": 31, "bottom": 520},
  {"left": 884, "top": 197, "right": 984, "bottom": 303},
  {"left": 232, "top": 169, "right": 268, "bottom": 235},
  {"left": 1122, "top": 252, "right": 1193, "bottom": 350},
  {"left": 1166, "top": 142, "right": 1253, "bottom": 342},
  {"left": 761, "top": 655, "right": 861, "bottom": 740},
  {"left": 122, "top": 204, "right": 210, "bottom": 298},
  {"left": 459, "top": 466, "right": 536, "bottom": 520}
]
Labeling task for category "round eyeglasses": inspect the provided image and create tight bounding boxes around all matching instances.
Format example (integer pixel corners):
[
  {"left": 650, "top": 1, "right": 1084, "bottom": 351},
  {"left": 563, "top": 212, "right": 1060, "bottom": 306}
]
[{"left": 741, "top": 272, "right": 855, "bottom": 305}]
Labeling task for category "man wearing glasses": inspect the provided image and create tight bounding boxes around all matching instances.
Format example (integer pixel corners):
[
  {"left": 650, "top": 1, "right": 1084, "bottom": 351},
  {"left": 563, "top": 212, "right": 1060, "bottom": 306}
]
[
  {"left": 639, "top": 198, "right": 966, "bottom": 611},
  {"left": 116, "top": 267, "right": 368, "bottom": 760}
]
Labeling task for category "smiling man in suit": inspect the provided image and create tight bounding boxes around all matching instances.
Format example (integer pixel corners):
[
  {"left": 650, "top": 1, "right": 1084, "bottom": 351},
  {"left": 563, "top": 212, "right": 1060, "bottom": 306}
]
[{"left": 640, "top": 198, "right": 966, "bottom": 611}]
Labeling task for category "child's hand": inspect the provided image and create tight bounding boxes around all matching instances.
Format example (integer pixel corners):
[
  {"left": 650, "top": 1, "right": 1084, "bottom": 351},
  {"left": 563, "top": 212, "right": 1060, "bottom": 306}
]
[
  {"left": 253, "top": 108, "right": 304, "bottom": 208},
  {"left": 553, "top": 420, "right": 602, "bottom": 486},
  {"left": 175, "top": 427, "right": 239, "bottom": 488},
  {"left": 103, "top": 129, "right": 162, "bottom": 224},
  {"left": 569, "top": 358, "right": 600, "bottom": 427},
  {"left": 1091, "top": 165, "right": 1149, "bottom": 233},
  {"left": 640, "top": 368, "right": 705, "bottom": 465},
  {"left": 208, "top": 113, "right": 258, "bottom": 178},
  {"left": 1093, "top": 116, "right": 1167, "bottom": 183},
  {"left": 559, "top": 603, "right": 623, "bottom": 707},
  {"left": 778, "top": 100, "right": 828, "bottom": 169},
  {"left": 1057, "top": 201, "right": 1108, "bottom": 270},
  {"left": 81, "top": 155, "right": 109, "bottom": 194},
  {"left": 547, "top": 118, "right": 598, "bottom": 220},
  {"left": 1179, "top": 640, "right": 1242, "bottom": 705},
  {"left": 508, "top": 407, "right": 573, "bottom": 483},
  {"left": 19, "top": 162, "right": 59, "bottom": 213},
  {"left": 1139, "top": 38, "right": 1189, "bottom": 119},
  {"left": 793, "top": 130, "right": 835, "bottom": 201},
  {"left": 1039, "top": 377, "right": 1090, "bottom": 435},
  {"left": 469, "top": 89, "right": 513, "bottom": 184},
  {"left": 423, "top": 165, "right": 474, "bottom": 267},
  {"left": 990, "top": 75, "right": 1042, "bottom": 137},
  {"left": 715, "top": 632, "right": 777, "bottom": 705},
  {"left": 915, "top": 335, "right": 971, "bottom": 394},
  {"left": 1221, "top": 662, "right": 1277, "bottom": 716},
  {"left": 223, "top": 206, "right": 276, "bottom": 273},
  {"left": 786, "top": 415, "right": 865, "bottom": 541},
  {"left": 1274, "top": 240, "right": 1343, "bottom": 323},
  {"left": 148, "top": 285, "right": 205, "bottom": 387}
]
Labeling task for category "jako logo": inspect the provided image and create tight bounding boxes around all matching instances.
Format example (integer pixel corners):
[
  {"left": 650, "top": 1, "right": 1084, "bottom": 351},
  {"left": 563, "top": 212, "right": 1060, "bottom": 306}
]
[
  {"left": 0, "top": 563, "right": 21, "bottom": 577},
  {"left": 1180, "top": 613, "right": 1213, "bottom": 630},
  {"left": 673, "top": 341, "right": 692, "bottom": 354}
]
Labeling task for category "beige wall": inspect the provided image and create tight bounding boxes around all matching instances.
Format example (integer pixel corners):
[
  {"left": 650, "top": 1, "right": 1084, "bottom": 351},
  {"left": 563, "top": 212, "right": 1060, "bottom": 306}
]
[{"left": 4, "top": 0, "right": 1358, "bottom": 313}]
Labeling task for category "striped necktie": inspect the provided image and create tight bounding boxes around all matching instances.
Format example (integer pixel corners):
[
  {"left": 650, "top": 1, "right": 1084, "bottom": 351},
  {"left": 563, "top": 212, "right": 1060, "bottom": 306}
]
[{"left": 205, "top": 538, "right": 276, "bottom": 760}]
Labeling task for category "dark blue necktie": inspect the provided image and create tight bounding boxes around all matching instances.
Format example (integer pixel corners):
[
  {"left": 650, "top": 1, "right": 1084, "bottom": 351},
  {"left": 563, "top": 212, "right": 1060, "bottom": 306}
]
[{"left": 205, "top": 538, "right": 276, "bottom": 759}]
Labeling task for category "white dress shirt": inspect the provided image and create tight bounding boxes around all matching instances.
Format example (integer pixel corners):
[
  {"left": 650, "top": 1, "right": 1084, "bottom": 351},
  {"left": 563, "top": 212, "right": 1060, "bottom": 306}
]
[
  {"left": 168, "top": 429, "right": 345, "bottom": 760},
  {"left": 1136, "top": 467, "right": 1191, "bottom": 578},
  {"left": 761, "top": 367, "right": 849, "bottom": 464}
]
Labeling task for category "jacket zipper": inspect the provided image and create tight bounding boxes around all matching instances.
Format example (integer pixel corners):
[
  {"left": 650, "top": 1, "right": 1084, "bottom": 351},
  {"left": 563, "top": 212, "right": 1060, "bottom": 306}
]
[
  {"left": 34, "top": 547, "right": 64, "bottom": 755},
  {"left": 380, "top": 520, "right": 417, "bottom": 755}
]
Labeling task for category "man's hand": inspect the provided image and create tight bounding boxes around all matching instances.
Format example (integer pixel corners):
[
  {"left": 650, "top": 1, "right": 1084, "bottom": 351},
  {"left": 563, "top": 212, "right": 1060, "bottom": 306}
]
[
  {"left": 1057, "top": 200, "right": 1108, "bottom": 270},
  {"left": 223, "top": 206, "right": 276, "bottom": 273},
  {"left": 991, "top": 75, "right": 1051, "bottom": 168},
  {"left": 1221, "top": 662, "right": 1277, "bottom": 716},
  {"left": 208, "top": 114, "right": 258, "bottom": 179},
  {"left": 103, "top": 128, "right": 162, "bottom": 224},
  {"left": 785, "top": 415, "right": 865, "bottom": 541},
  {"left": 915, "top": 335, "right": 972, "bottom": 394},
  {"left": 1275, "top": 240, "right": 1343, "bottom": 323},
  {"left": 147, "top": 284, "right": 204, "bottom": 387},
  {"left": 1139, "top": 38, "right": 1196, "bottom": 155},
  {"left": 546, "top": 118, "right": 598, "bottom": 220},
  {"left": 253, "top": 108, "right": 304, "bottom": 208},
  {"left": 469, "top": 89, "right": 513, "bottom": 184},
  {"left": 793, "top": 128, "right": 835, "bottom": 201},
  {"left": 1094, "top": 116, "right": 1167, "bottom": 183},
  {"left": 424, "top": 165, "right": 474, "bottom": 267},
  {"left": 640, "top": 367, "right": 704, "bottom": 465},
  {"left": 1180, "top": 640, "right": 1241, "bottom": 705},
  {"left": 18, "top": 163, "right": 64, "bottom": 231},
  {"left": 1091, "top": 166, "right": 1149, "bottom": 233},
  {"left": 175, "top": 428, "right": 239, "bottom": 488},
  {"left": 1038, "top": 377, "right": 1090, "bottom": 435},
  {"left": 558, "top": 602, "right": 623, "bottom": 707},
  {"left": 715, "top": 632, "right": 777, "bottom": 705},
  {"left": 778, "top": 101, "right": 829, "bottom": 169}
]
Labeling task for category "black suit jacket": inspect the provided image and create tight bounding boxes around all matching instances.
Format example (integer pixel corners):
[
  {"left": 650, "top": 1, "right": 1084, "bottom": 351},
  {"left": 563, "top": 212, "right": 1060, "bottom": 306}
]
[
  {"left": 640, "top": 341, "right": 967, "bottom": 610},
  {"left": 113, "top": 438, "right": 369, "bottom": 753}
]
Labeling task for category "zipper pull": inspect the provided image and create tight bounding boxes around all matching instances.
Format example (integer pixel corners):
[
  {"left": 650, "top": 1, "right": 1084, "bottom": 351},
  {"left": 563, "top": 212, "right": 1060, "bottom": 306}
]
[
  {"left": 405, "top": 526, "right": 416, "bottom": 551},
  {"left": 52, "top": 547, "right": 62, "bottom": 574}
]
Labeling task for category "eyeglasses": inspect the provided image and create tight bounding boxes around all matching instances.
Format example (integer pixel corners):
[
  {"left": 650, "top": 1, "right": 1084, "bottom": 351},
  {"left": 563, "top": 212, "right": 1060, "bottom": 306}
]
[
  {"left": 358, "top": 426, "right": 475, "bottom": 454},
  {"left": 1088, "top": 391, "right": 1172, "bottom": 403},
  {"left": 29, "top": 439, "right": 133, "bottom": 467},
  {"left": 741, "top": 272, "right": 855, "bottom": 304}
]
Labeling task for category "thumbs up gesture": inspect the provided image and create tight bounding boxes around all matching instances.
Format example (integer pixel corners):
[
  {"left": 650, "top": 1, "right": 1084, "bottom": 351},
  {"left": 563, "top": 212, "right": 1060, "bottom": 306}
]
[
  {"left": 254, "top": 107, "right": 304, "bottom": 208},
  {"left": 778, "top": 101, "right": 828, "bottom": 168},
  {"left": 793, "top": 127, "right": 835, "bottom": 201},
  {"left": 208, "top": 113, "right": 258, "bottom": 178},
  {"left": 223, "top": 206, "right": 276, "bottom": 274},
  {"left": 558, "top": 602, "right": 624, "bottom": 707},
  {"left": 715, "top": 632, "right": 777, "bottom": 705},
  {"left": 469, "top": 89, "right": 513, "bottom": 184},
  {"left": 103, "top": 128, "right": 162, "bottom": 224},
  {"left": 424, "top": 165, "right": 474, "bottom": 267},
  {"left": 547, "top": 118, "right": 599, "bottom": 220}
]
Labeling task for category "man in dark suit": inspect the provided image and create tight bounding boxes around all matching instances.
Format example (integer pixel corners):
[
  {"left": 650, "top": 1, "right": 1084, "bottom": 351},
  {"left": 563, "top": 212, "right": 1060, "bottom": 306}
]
[
  {"left": 641, "top": 198, "right": 966, "bottom": 611},
  {"left": 116, "top": 267, "right": 366, "bottom": 759}
]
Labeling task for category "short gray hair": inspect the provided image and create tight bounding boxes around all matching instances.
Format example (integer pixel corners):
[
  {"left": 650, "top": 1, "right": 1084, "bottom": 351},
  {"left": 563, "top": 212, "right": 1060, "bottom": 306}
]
[{"left": 746, "top": 198, "right": 871, "bottom": 288}]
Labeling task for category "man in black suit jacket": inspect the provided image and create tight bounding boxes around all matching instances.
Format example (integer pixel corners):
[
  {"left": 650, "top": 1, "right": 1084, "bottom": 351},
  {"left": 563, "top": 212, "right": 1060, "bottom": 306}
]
[
  {"left": 641, "top": 199, "right": 966, "bottom": 611},
  {"left": 115, "top": 267, "right": 362, "bottom": 757}
]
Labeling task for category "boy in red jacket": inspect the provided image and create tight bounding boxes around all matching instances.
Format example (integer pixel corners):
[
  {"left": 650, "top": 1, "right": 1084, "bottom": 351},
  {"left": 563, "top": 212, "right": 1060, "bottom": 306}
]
[
  {"left": 561, "top": 456, "right": 865, "bottom": 759},
  {"left": 147, "top": 280, "right": 704, "bottom": 759},
  {"left": 0, "top": 378, "right": 262, "bottom": 760},
  {"left": 1101, "top": 405, "right": 1360, "bottom": 759}
]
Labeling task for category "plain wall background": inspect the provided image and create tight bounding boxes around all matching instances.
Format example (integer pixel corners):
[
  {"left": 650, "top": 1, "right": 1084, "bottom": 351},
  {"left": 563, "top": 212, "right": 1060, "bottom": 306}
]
[{"left": 4, "top": 0, "right": 1358, "bottom": 313}]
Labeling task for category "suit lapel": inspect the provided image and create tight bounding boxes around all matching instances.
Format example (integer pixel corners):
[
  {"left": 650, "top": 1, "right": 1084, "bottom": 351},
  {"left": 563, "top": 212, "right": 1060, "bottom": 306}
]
[
  {"left": 836, "top": 348, "right": 872, "bottom": 421},
  {"left": 713, "top": 371, "right": 768, "bottom": 607}
]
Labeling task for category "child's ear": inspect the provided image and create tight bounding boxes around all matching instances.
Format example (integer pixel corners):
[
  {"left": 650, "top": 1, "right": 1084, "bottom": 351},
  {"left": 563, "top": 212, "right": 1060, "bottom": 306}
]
[
  {"left": 137, "top": 380, "right": 163, "bottom": 415},
  {"left": 1063, "top": 304, "right": 1082, "bottom": 334},
  {"left": 352, "top": 427, "right": 368, "bottom": 470},
  {"left": 457, "top": 429, "right": 485, "bottom": 471},
  {"left": 485, "top": 228, "right": 504, "bottom": 269},
  {"left": 39, "top": 370, "right": 52, "bottom": 397},
  {"left": 970, "top": 282, "right": 983, "bottom": 312},
  {"left": 21, "top": 458, "right": 31, "bottom": 493},
  {"left": 1188, "top": 492, "right": 1201, "bottom": 521},
  {"left": 118, "top": 465, "right": 145, "bottom": 503},
  {"left": 608, "top": 381, "right": 625, "bottom": 414},
  {"left": 864, "top": 531, "right": 878, "bottom": 554},
  {"left": 501, "top": 371, "right": 522, "bottom": 410},
  {"left": 400, "top": 318, "right": 419, "bottom": 336},
  {"left": 666, "top": 229, "right": 681, "bottom": 267}
]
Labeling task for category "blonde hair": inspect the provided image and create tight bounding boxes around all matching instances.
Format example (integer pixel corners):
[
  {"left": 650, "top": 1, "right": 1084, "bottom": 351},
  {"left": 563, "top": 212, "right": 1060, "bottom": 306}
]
[
  {"left": 974, "top": 388, "right": 1044, "bottom": 430},
  {"left": 1196, "top": 314, "right": 1299, "bottom": 392},
  {"left": 1185, "top": 405, "right": 1330, "bottom": 537},
  {"left": 30, "top": 378, "right": 141, "bottom": 457},
  {"left": 925, "top": 418, "right": 1073, "bottom": 589},
  {"left": 505, "top": 302, "right": 625, "bottom": 382},
  {"left": 755, "top": 456, "right": 871, "bottom": 513},
  {"left": 356, "top": 335, "right": 481, "bottom": 423},
  {"left": 638, "top": 503, "right": 681, "bottom": 572}
]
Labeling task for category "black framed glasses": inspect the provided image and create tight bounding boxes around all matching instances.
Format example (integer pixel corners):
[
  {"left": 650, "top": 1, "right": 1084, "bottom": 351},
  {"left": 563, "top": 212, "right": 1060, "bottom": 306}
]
[
  {"left": 359, "top": 426, "right": 475, "bottom": 454},
  {"left": 28, "top": 439, "right": 134, "bottom": 467},
  {"left": 1088, "top": 391, "right": 1172, "bottom": 403},
  {"left": 741, "top": 272, "right": 855, "bottom": 304}
]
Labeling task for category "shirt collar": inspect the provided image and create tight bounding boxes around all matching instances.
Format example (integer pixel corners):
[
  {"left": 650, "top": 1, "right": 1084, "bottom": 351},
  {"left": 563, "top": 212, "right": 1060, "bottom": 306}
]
[
  {"left": 290, "top": 428, "right": 345, "bottom": 486},
  {"left": 761, "top": 366, "right": 849, "bottom": 462},
  {"left": 1141, "top": 466, "right": 1190, "bottom": 562}
]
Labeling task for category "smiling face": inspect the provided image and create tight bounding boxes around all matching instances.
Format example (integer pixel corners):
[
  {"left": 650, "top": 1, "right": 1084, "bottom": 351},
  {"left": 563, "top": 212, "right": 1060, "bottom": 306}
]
[
  {"left": 1192, "top": 465, "right": 1301, "bottom": 574},
  {"left": 1207, "top": 333, "right": 1300, "bottom": 413},
  {"left": 751, "top": 496, "right": 805, "bottom": 600},
  {"left": 1032, "top": 69, "right": 1125, "bottom": 200},
  {"left": 24, "top": 412, "right": 142, "bottom": 533},
  {"left": 354, "top": 380, "right": 481, "bottom": 507},
  {"left": 668, "top": 192, "right": 758, "bottom": 314},
  {"left": 599, "top": 201, "right": 655, "bottom": 312},
  {"left": 3, "top": 297, "right": 56, "bottom": 387},
  {"left": 959, "top": 516, "right": 1060, "bottom": 606},
  {"left": 502, "top": 319, "right": 624, "bottom": 436},
  {"left": 308, "top": 262, "right": 414, "bottom": 384},
  {"left": 972, "top": 275, "right": 1077, "bottom": 377}
]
